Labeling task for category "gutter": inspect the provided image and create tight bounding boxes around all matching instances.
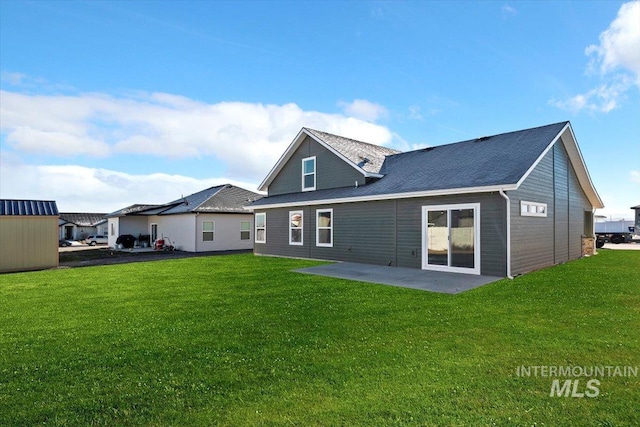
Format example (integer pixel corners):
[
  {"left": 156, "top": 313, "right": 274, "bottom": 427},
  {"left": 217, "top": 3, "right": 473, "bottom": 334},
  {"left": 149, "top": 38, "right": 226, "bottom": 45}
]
[{"left": 499, "top": 189, "right": 514, "bottom": 279}]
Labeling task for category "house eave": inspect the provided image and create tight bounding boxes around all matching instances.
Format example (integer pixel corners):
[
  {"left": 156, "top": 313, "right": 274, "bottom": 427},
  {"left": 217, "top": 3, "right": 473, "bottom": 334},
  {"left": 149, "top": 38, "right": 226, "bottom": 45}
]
[
  {"left": 515, "top": 122, "right": 604, "bottom": 209},
  {"left": 248, "top": 184, "right": 517, "bottom": 210}
]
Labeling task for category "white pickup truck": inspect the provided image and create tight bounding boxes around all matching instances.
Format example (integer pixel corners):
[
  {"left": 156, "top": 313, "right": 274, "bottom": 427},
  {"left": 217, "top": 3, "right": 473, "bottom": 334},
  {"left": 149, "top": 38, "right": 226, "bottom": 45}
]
[{"left": 595, "top": 220, "right": 635, "bottom": 245}]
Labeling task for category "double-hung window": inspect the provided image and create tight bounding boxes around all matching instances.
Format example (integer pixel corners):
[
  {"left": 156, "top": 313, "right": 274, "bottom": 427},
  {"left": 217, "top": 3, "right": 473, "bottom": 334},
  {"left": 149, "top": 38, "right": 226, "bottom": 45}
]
[
  {"left": 203, "top": 221, "right": 215, "bottom": 241},
  {"left": 316, "top": 208, "right": 333, "bottom": 247},
  {"left": 289, "top": 210, "right": 303, "bottom": 245},
  {"left": 240, "top": 221, "right": 251, "bottom": 240},
  {"left": 255, "top": 213, "right": 266, "bottom": 243},
  {"left": 302, "top": 156, "right": 316, "bottom": 191}
]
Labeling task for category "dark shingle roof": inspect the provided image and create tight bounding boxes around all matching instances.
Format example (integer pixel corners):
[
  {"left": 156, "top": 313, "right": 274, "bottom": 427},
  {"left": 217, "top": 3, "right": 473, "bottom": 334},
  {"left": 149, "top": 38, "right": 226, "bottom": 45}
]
[
  {"left": 252, "top": 122, "right": 569, "bottom": 207},
  {"left": 108, "top": 185, "right": 262, "bottom": 217},
  {"left": 305, "top": 128, "right": 400, "bottom": 174},
  {"left": 160, "top": 185, "right": 262, "bottom": 215},
  {"left": 59, "top": 213, "right": 107, "bottom": 227},
  {"left": 0, "top": 200, "right": 59, "bottom": 216},
  {"left": 106, "top": 204, "right": 161, "bottom": 217}
]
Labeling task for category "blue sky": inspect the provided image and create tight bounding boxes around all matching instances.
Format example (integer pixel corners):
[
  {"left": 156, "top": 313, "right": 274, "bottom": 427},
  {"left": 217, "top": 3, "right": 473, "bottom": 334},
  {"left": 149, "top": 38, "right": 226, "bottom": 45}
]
[{"left": 1, "top": 1, "right": 638, "bottom": 218}]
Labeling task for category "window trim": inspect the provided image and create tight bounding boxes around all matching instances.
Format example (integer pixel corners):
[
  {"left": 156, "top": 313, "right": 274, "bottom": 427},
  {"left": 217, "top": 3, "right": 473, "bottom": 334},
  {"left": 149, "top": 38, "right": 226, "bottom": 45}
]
[
  {"left": 289, "top": 210, "right": 303, "bottom": 246},
  {"left": 202, "top": 220, "right": 215, "bottom": 241},
  {"left": 302, "top": 156, "right": 316, "bottom": 192},
  {"left": 255, "top": 213, "right": 266, "bottom": 243},
  {"left": 240, "top": 221, "right": 251, "bottom": 240},
  {"left": 316, "top": 208, "right": 333, "bottom": 247},
  {"left": 520, "top": 200, "right": 547, "bottom": 217}
]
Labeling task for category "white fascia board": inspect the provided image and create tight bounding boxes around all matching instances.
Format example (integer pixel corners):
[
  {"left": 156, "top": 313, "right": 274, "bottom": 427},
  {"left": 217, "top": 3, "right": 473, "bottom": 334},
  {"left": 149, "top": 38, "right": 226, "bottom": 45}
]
[
  {"left": 251, "top": 184, "right": 516, "bottom": 209},
  {"left": 516, "top": 123, "right": 567, "bottom": 188},
  {"left": 515, "top": 123, "right": 604, "bottom": 209},
  {"left": 304, "top": 131, "right": 372, "bottom": 178},
  {"left": 258, "top": 128, "right": 309, "bottom": 192},
  {"left": 562, "top": 124, "right": 604, "bottom": 209}
]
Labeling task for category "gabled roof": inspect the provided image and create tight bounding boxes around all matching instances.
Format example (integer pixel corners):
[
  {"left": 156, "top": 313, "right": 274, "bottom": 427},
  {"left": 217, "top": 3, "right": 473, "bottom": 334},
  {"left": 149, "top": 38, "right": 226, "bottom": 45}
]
[
  {"left": 631, "top": 205, "right": 640, "bottom": 209},
  {"left": 106, "top": 204, "right": 161, "bottom": 218},
  {"left": 251, "top": 122, "right": 604, "bottom": 209},
  {"left": 107, "top": 185, "right": 262, "bottom": 217},
  {"left": 59, "top": 213, "right": 107, "bottom": 227},
  {"left": 258, "top": 128, "right": 400, "bottom": 192},
  {"left": 159, "top": 184, "right": 262, "bottom": 215},
  {"left": 0, "top": 200, "right": 58, "bottom": 216}
]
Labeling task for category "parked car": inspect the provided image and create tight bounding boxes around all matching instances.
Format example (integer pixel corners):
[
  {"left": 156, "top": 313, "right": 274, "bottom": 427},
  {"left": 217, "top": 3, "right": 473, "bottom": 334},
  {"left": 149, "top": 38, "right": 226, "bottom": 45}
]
[
  {"left": 59, "top": 239, "right": 73, "bottom": 247},
  {"left": 86, "top": 235, "right": 108, "bottom": 246}
]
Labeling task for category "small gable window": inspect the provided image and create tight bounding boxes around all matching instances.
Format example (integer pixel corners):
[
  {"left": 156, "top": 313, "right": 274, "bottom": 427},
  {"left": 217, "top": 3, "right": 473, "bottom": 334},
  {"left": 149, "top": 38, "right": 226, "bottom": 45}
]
[
  {"left": 302, "top": 156, "right": 316, "bottom": 191},
  {"left": 521, "top": 201, "right": 547, "bottom": 217}
]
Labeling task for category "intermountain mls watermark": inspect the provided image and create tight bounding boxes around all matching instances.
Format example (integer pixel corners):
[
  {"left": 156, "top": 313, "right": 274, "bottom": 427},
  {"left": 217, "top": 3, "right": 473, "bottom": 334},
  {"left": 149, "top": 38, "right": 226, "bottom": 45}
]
[{"left": 516, "top": 365, "right": 638, "bottom": 398}]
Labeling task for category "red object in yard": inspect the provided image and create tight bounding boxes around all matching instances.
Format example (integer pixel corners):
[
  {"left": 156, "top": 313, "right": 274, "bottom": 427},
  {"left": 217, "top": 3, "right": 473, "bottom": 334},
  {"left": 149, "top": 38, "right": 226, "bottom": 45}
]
[{"left": 155, "top": 239, "right": 164, "bottom": 250}]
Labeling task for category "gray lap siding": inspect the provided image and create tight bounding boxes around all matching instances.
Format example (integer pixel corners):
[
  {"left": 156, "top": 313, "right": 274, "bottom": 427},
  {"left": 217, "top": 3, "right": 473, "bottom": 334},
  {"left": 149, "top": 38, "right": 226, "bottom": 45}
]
[
  {"left": 254, "top": 193, "right": 506, "bottom": 277},
  {"left": 509, "top": 140, "right": 591, "bottom": 275}
]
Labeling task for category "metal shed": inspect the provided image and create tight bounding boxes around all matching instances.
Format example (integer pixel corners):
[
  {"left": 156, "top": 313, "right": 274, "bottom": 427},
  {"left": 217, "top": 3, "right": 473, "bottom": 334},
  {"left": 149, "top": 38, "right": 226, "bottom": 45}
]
[{"left": 0, "top": 200, "right": 59, "bottom": 273}]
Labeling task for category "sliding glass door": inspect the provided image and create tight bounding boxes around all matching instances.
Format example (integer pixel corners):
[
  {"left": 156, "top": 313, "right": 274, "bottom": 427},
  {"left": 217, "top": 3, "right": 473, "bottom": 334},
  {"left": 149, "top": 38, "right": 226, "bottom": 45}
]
[{"left": 422, "top": 204, "right": 480, "bottom": 275}]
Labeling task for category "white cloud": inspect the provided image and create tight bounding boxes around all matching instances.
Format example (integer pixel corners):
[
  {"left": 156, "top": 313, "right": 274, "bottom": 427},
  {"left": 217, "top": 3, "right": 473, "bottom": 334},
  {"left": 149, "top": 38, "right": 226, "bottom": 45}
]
[
  {"left": 501, "top": 4, "right": 517, "bottom": 18},
  {"left": 549, "top": 75, "right": 633, "bottom": 113},
  {"left": 0, "top": 157, "right": 260, "bottom": 213},
  {"left": 338, "top": 99, "right": 388, "bottom": 122},
  {"left": 585, "top": 1, "right": 640, "bottom": 82},
  {"left": 1, "top": 90, "right": 394, "bottom": 180},
  {"left": 551, "top": 1, "right": 640, "bottom": 114},
  {"left": 631, "top": 170, "right": 640, "bottom": 183}
]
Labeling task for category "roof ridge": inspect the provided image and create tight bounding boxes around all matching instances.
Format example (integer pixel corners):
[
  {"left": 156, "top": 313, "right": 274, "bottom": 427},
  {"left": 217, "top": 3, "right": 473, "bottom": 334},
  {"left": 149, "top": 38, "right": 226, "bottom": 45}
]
[
  {"left": 389, "top": 121, "right": 570, "bottom": 158},
  {"left": 190, "top": 184, "right": 229, "bottom": 211},
  {"left": 304, "top": 127, "right": 401, "bottom": 153}
]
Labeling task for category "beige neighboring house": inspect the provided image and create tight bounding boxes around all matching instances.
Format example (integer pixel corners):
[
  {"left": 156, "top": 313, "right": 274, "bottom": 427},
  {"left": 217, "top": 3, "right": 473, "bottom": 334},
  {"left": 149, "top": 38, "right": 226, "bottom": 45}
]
[
  {"left": 59, "top": 213, "right": 107, "bottom": 241},
  {"left": 0, "top": 199, "right": 59, "bottom": 273},
  {"left": 106, "top": 184, "right": 262, "bottom": 252}
]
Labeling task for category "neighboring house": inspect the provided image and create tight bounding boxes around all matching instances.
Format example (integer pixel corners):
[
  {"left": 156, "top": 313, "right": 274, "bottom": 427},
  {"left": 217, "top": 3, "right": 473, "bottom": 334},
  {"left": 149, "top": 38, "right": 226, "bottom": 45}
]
[
  {"left": 0, "top": 199, "right": 59, "bottom": 273},
  {"left": 250, "top": 122, "right": 604, "bottom": 277},
  {"left": 106, "top": 184, "right": 262, "bottom": 252},
  {"left": 59, "top": 213, "right": 107, "bottom": 241}
]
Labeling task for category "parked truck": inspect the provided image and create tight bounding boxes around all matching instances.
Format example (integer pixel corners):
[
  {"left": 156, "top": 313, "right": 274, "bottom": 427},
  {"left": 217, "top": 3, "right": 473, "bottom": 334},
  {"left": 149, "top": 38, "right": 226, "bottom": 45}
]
[{"left": 595, "top": 219, "right": 635, "bottom": 246}]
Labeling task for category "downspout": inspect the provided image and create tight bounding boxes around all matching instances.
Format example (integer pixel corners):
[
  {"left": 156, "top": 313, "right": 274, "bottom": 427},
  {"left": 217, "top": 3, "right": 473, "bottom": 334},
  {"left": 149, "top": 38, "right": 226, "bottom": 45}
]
[
  {"left": 499, "top": 189, "right": 514, "bottom": 279},
  {"left": 195, "top": 212, "right": 199, "bottom": 252}
]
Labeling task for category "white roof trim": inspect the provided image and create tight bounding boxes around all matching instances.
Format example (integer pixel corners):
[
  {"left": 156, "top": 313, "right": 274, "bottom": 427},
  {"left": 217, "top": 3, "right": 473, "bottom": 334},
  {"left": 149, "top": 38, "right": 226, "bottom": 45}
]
[
  {"left": 247, "top": 184, "right": 517, "bottom": 210},
  {"left": 257, "top": 128, "right": 375, "bottom": 192},
  {"left": 515, "top": 123, "right": 604, "bottom": 208}
]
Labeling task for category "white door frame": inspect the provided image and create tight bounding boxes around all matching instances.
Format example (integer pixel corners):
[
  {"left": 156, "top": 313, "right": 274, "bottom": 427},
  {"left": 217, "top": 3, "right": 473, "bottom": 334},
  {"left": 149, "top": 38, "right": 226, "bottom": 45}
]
[
  {"left": 150, "top": 223, "right": 158, "bottom": 243},
  {"left": 421, "top": 203, "right": 481, "bottom": 275}
]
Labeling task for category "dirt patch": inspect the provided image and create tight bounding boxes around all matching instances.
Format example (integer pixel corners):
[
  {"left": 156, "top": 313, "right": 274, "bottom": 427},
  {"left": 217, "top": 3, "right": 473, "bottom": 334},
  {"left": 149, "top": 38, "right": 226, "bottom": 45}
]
[{"left": 59, "top": 248, "right": 252, "bottom": 268}]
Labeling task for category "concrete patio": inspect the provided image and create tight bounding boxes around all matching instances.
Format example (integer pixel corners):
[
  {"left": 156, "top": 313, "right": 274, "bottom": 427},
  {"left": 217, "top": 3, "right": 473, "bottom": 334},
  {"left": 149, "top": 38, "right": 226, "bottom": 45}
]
[{"left": 295, "top": 262, "right": 503, "bottom": 294}]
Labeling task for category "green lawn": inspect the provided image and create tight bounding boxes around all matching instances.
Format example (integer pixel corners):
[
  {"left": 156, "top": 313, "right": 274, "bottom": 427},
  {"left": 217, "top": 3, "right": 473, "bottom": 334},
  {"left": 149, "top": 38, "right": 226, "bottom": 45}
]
[{"left": 1, "top": 251, "right": 639, "bottom": 426}]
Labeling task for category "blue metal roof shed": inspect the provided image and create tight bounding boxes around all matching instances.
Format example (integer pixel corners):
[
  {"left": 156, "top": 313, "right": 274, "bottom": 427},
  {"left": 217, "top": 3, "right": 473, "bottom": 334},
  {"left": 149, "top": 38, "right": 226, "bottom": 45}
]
[
  {"left": 0, "top": 200, "right": 59, "bottom": 216},
  {"left": 0, "top": 199, "right": 60, "bottom": 273}
]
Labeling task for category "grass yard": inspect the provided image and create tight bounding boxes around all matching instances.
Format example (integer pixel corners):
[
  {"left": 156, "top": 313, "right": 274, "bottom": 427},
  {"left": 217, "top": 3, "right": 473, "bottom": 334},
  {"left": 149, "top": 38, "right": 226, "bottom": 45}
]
[{"left": 1, "top": 250, "right": 639, "bottom": 426}]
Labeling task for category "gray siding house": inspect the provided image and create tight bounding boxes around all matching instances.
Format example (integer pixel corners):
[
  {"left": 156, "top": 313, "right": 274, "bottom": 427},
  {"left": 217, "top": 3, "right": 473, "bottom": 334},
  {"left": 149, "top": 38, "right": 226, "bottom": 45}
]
[{"left": 250, "top": 122, "right": 603, "bottom": 277}]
